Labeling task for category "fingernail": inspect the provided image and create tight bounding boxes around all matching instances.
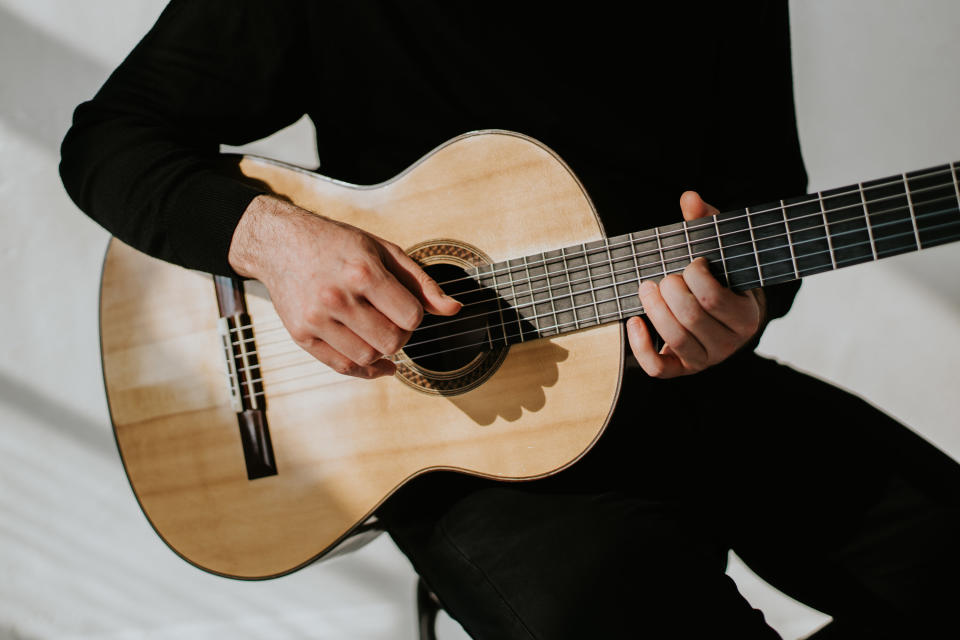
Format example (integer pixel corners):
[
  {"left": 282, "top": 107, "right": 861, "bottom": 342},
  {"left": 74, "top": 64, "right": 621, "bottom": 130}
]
[{"left": 639, "top": 281, "right": 657, "bottom": 295}]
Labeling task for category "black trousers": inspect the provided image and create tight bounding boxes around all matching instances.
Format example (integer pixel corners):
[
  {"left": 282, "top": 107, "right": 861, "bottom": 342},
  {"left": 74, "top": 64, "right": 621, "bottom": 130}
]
[{"left": 382, "top": 352, "right": 960, "bottom": 639}]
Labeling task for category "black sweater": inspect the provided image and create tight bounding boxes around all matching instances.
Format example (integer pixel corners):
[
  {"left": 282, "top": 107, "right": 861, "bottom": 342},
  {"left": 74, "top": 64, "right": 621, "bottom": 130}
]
[{"left": 60, "top": 0, "right": 806, "bottom": 320}]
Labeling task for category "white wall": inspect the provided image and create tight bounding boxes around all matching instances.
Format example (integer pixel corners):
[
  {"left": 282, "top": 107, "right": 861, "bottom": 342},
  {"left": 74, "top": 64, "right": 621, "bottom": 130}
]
[{"left": 0, "top": 1, "right": 957, "bottom": 638}]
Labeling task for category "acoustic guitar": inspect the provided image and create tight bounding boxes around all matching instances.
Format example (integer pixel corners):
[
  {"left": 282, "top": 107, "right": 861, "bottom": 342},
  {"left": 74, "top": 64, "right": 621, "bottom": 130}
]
[{"left": 100, "top": 130, "right": 960, "bottom": 579}]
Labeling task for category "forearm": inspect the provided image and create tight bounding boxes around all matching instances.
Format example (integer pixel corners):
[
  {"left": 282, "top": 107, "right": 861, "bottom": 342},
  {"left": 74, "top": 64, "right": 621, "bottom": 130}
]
[{"left": 59, "top": 0, "right": 306, "bottom": 275}]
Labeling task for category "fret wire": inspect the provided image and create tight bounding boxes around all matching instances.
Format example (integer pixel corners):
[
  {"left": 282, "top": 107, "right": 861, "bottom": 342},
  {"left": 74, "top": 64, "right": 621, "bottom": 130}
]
[
  {"left": 523, "top": 254, "right": 548, "bottom": 337},
  {"left": 953, "top": 162, "right": 960, "bottom": 205},
  {"left": 682, "top": 220, "right": 694, "bottom": 263},
  {"left": 422, "top": 168, "right": 956, "bottom": 291},
  {"left": 582, "top": 243, "right": 601, "bottom": 325},
  {"left": 485, "top": 264, "right": 509, "bottom": 346},
  {"left": 629, "top": 232, "right": 644, "bottom": 307},
  {"left": 654, "top": 227, "right": 667, "bottom": 277},
  {"left": 604, "top": 238, "right": 623, "bottom": 318},
  {"left": 858, "top": 182, "right": 879, "bottom": 260},
  {"left": 558, "top": 247, "right": 580, "bottom": 329},
  {"left": 745, "top": 207, "right": 764, "bottom": 285},
  {"left": 404, "top": 202, "right": 959, "bottom": 341},
  {"left": 504, "top": 260, "right": 525, "bottom": 341},
  {"left": 261, "top": 221, "right": 960, "bottom": 371},
  {"left": 781, "top": 199, "right": 800, "bottom": 278},
  {"left": 712, "top": 215, "right": 730, "bottom": 285},
  {"left": 399, "top": 216, "right": 960, "bottom": 355},
  {"left": 902, "top": 173, "right": 923, "bottom": 250},
  {"left": 817, "top": 191, "right": 838, "bottom": 270}
]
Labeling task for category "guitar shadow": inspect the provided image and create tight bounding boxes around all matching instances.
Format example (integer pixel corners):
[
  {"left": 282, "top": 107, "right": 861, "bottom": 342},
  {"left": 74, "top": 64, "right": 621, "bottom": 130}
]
[{"left": 446, "top": 339, "right": 569, "bottom": 425}]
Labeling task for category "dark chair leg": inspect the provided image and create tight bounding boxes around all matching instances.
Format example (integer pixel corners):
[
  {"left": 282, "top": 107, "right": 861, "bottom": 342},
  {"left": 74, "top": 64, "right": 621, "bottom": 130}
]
[{"left": 417, "top": 576, "right": 441, "bottom": 640}]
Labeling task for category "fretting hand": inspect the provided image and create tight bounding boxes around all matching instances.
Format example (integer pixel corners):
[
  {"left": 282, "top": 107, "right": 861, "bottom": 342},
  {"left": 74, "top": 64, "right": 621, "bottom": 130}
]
[
  {"left": 228, "top": 195, "right": 461, "bottom": 379},
  {"left": 627, "top": 191, "right": 766, "bottom": 378}
]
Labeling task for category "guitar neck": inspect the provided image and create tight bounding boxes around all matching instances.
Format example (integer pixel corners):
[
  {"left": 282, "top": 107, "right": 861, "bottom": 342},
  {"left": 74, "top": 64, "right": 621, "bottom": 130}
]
[{"left": 472, "top": 161, "right": 960, "bottom": 342}]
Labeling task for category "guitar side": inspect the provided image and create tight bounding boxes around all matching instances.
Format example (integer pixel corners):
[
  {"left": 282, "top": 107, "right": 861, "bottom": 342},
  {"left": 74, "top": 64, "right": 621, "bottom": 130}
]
[{"left": 100, "top": 131, "right": 624, "bottom": 579}]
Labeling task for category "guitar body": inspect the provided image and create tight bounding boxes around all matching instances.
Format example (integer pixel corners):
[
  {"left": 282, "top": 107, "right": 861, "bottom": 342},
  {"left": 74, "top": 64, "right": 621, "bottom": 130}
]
[{"left": 100, "top": 131, "right": 624, "bottom": 579}]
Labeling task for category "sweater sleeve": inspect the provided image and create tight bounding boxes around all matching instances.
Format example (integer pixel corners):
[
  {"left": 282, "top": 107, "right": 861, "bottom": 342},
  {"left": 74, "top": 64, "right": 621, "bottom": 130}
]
[
  {"left": 703, "top": 1, "right": 807, "bottom": 322},
  {"left": 59, "top": 0, "right": 308, "bottom": 276}
]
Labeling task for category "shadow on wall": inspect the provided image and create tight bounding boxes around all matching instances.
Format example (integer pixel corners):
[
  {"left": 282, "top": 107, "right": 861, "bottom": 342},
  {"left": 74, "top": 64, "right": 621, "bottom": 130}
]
[
  {"left": 0, "top": 5, "right": 108, "bottom": 152},
  {"left": 0, "top": 369, "right": 115, "bottom": 459}
]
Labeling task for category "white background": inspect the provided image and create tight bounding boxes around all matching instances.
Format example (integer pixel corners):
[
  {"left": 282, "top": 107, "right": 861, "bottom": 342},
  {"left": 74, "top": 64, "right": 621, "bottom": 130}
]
[{"left": 1, "top": 1, "right": 958, "bottom": 638}]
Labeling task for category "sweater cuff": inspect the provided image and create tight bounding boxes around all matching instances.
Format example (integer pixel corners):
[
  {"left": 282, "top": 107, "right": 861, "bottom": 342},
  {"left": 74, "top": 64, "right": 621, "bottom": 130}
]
[{"left": 164, "top": 168, "right": 267, "bottom": 277}]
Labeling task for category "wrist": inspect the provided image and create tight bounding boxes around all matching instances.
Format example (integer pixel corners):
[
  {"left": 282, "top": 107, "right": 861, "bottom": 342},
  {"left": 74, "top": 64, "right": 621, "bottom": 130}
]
[{"left": 228, "top": 194, "right": 293, "bottom": 280}]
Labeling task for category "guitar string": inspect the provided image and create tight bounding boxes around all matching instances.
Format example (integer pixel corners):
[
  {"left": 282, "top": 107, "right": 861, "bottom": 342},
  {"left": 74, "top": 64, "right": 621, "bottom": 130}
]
[
  {"left": 253, "top": 214, "right": 960, "bottom": 376},
  {"left": 237, "top": 214, "right": 960, "bottom": 389},
  {"left": 421, "top": 165, "right": 958, "bottom": 289},
  {"left": 242, "top": 220, "right": 960, "bottom": 397},
  {"left": 242, "top": 195, "right": 959, "bottom": 352},
  {"left": 242, "top": 176, "right": 959, "bottom": 337}
]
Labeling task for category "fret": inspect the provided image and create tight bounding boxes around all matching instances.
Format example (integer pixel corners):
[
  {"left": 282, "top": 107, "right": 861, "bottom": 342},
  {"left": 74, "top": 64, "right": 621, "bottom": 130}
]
[
  {"left": 563, "top": 245, "right": 598, "bottom": 328},
  {"left": 682, "top": 221, "right": 694, "bottom": 263},
  {"left": 686, "top": 216, "right": 725, "bottom": 285},
  {"left": 712, "top": 215, "right": 730, "bottom": 285},
  {"left": 658, "top": 220, "right": 690, "bottom": 277},
  {"left": 654, "top": 227, "right": 667, "bottom": 277},
  {"left": 633, "top": 229, "right": 666, "bottom": 283},
  {"left": 584, "top": 240, "right": 617, "bottom": 324},
  {"left": 749, "top": 202, "right": 795, "bottom": 285},
  {"left": 542, "top": 249, "right": 576, "bottom": 332},
  {"left": 744, "top": 207, "right": 764, "bottom": 285},
  {"left": 784, "top": 193, "right": 833, "bottom": 277},
  {"left": 821, "top": 184, "right": 872, "bottom": 269},
  {"left": 906, "top": 165, "right": 960, "bottom": 249},
  {"left": 858, "top": 183, "right": 879, "bottom": 260},
  {"left": 608, "top": 233, "right": 642, "bottom": 316},
  {"left": 524, "top": 255, "right": 556, "bottom": 337},
  {"left": 533, "top": 251, "right": 571, "bottom": 333},
  {"left": 714, "top": 208, "right": 760, "bottom": 291},
  {"left": 602, "top": 238, "right": 623, "bottom": 317},
  {"left": 580, "top": 240, "right": 612, "bottom": 324},
  {"left": 903, "top": 174, "right": 921, "bottom": 249},
  {"left": 860, "top": 174, "right": 916, "bottom": 259},
  {"left": 510, "top": 257, "right": 541, "bottom": 340},
  {"left": 781, "top": 200, "right": 800, "bottom": 279},
  {"left": 817, "top": 191, "right": 838, "bottom": 270},
  {"left": 496, "top": 259, "right": 526, "bottom": 341},
  {"left": 476, "top": 263, "right": 509, "bottom": 346},
  {"left": 953, "top": 162, "right": 960, "bottom": 204}
]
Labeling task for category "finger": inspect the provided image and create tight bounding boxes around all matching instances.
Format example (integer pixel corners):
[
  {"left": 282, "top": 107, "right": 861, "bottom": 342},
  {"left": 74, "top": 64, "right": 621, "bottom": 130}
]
[
  {"left": 659, "top": 266, "right": 740, "bottom": 354},
  {"left": 638, "top": 279, "right": 708, "bottom": 370},
  {"left": 378, "top": 241, "right": 462, "bottom": 316},
  {"left": 682, "top": 258, "right": 761, "bottom": 336},
  {"left": 337, "top": 297, "right": 412, "bottom": 356},
  {"left": 299, "top": 336, "right": 396, "bottom": 379},
  {"left": 679, "top": 191, "right": 720, "bottom": 221},
  {"left": 310, "top": 319, "right": 388, "bottom": 369},
  {"left": 626, "top": 316, "right": 686, "bottom": 378}
]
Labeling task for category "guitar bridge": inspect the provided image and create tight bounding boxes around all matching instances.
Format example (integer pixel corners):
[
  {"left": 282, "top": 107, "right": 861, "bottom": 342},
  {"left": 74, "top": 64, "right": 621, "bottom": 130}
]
[{"left": 215, "top": 276, "right": 277, "bottom": 480}]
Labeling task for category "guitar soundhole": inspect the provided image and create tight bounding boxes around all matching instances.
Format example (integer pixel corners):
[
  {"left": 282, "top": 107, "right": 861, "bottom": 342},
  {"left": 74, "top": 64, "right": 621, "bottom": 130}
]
[
  {"left": 395, "top": 240, "right": 509, "bottom": 396},
  {"left": 404, "top": 263, "right": 497, "bottom": 372}
]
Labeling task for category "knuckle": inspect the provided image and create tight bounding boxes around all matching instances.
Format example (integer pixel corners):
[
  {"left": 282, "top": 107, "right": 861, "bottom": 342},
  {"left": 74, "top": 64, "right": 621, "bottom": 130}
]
[
  {"left": 330, "top": 359, "right": 355, "bottom": 376},
  {"left": 344, "top": 260, "right": 376, "bottom": 288},
  {"left": 698, "top": 291, "right": 722, "bottom": 313},
  {"left": 317, "top": 286, "right": 347, "bottom": 311},
  {"left": 288, "top": 323, "right": 313, "bottom": 345}
]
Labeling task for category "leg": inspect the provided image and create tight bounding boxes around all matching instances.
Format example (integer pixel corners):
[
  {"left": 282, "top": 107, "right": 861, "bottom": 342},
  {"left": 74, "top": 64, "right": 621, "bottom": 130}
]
[
  {"left": 387, "top": 480, "right": 780, "bottom": 639},
  {"left": 711, "top": 355, "right": 960, "bottom": 637}
]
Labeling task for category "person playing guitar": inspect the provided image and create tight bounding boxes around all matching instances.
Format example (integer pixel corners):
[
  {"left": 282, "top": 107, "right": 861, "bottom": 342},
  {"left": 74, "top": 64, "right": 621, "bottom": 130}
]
[{"left": 61, "top": 2, "right": 960, "bottom": 637}]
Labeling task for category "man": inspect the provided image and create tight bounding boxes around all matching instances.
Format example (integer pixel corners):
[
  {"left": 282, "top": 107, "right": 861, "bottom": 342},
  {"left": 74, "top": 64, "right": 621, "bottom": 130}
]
[{"left": 60, "top": 2, "right": 959, "bottom": 637}]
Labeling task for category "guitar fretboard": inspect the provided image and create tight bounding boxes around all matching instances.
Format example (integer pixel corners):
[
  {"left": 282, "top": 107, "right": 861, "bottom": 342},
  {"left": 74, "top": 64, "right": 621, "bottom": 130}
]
[{"left": 471, "top": 161, "right": 960, "bottom": 344}]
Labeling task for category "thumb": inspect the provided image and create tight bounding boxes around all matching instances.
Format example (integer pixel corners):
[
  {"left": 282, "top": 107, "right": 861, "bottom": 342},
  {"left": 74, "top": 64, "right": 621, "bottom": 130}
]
[{"left": 679, "top": 191, "right": 720, "bottom": 221}]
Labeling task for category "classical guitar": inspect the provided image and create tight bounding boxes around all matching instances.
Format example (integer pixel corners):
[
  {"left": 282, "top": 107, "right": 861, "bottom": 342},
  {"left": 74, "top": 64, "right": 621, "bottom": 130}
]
[{"left": 100, "top": 131, "right": 960, "bottom": 579}]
